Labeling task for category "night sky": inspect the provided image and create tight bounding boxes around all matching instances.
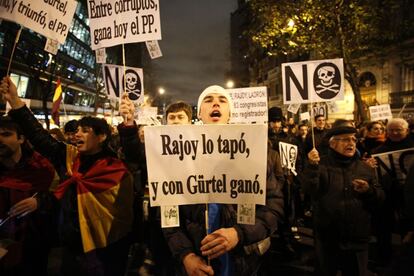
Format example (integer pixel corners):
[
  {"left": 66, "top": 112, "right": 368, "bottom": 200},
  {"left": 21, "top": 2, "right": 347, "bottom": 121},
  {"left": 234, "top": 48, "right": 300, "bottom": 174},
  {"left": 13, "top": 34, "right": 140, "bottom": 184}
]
[{"left": 152, "top": 0, "right": 238, "bottom": 105}]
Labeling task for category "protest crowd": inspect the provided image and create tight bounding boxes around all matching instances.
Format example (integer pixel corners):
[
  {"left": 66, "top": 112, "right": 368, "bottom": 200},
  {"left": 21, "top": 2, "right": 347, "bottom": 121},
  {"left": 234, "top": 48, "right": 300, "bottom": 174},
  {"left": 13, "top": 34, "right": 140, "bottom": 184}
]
[
  {"left": 0, "top": 75, "right": 414, "bottom": 276},
  {"left": 0, "top": 1, "right": 414, "bottom": 275}
]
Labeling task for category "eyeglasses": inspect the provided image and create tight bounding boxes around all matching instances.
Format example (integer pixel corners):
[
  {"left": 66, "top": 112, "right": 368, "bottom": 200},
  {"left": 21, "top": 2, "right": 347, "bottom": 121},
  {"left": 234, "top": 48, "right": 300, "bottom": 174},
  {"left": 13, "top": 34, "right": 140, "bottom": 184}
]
[
  {"left": 333, "top": 137, "right": 358, "bottom": 143},
  {"left": 388, "top": 128, "right": 406, "bottom": 133}
]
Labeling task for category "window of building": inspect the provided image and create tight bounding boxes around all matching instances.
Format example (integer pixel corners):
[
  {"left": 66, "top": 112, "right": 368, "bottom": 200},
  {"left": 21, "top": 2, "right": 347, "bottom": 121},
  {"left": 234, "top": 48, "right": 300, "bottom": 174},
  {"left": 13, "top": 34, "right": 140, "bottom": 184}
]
[
  {"left": 401, "top": 64, "right": 414, "bottom": 91},
  {"left": 10, "top": 73, "right": 29, "bottom": 98}
]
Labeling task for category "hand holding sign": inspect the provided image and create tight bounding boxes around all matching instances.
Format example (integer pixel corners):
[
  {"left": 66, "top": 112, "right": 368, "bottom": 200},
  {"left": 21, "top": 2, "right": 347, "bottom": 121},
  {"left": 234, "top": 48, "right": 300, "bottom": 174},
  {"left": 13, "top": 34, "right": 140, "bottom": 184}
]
[
  {"left": 308, "top": 148, "right": 320, "bottom": 165},
  {"left": 0, "top": 76, "right": 24, "bottom": 109},
  {"left": 119, "top": 93, "right": 135, "bottom": 125},
  {"left": 200, "top": 227, "right": 239, "bottom": 259}
]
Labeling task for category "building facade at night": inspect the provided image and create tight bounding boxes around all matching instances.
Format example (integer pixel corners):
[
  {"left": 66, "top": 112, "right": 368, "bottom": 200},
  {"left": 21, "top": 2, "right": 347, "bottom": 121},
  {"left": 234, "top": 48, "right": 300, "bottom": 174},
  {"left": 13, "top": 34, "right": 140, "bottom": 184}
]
[
  {"left": 0, "top": 0, "right": 149, "bottom": 126},
  {"left": 230, "top": 1, "right": 414, "bottom": 122}
]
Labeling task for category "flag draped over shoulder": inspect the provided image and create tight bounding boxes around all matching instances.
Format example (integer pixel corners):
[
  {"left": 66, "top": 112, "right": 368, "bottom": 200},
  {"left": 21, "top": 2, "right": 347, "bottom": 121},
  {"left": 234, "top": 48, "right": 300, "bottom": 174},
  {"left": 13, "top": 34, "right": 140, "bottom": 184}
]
[
  {"left": 51, "top": 78, "right": 62, "bottom": 125},
  {"left": 54, "top": 155, "right": 133, "bottom": 252}
]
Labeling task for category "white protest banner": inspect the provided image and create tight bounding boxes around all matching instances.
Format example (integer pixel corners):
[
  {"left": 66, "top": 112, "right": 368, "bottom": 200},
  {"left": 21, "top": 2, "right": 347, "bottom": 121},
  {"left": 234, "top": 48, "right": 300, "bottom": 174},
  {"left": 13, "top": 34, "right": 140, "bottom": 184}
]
[
  {"left": 145, "top": 124, "right": 267, "bottom": 206},
  {"left": 300, "top": 111, "right": 310, "bottom": 121},
  {"left": 102, "top": 64, "right": 144, "bottom": 103},
  {"left": 145, "top": 40, "right": 162, "bottom": 59},
  {"left": 96, "top": 48, "right": 106, "bottom": 64},
  {"left": 0, "top": 0, "right": 77, "bottom": 44},
  {"left": 282, "top": 58, "right": 344, "bottom": 104},
  {"left": 287, "top": 103, "right": 301, "bottom": 114},
  {"left": 369, "top": 104, "right": 393, "bottom": 121},
  {"left": 136, "top": 106, "right": 159, "bottom": 125},
  {"left": 227, "top": 87, "right": 268, "bottom": 124},
  {"left": 278, "top": 142, "right": 298, "bottom": 175},
  {"left": 44, "top": 38, "right": 59, "bottom": 55},
  {"left": 87, "top": 0, "right": 162, "bottom": 50}
]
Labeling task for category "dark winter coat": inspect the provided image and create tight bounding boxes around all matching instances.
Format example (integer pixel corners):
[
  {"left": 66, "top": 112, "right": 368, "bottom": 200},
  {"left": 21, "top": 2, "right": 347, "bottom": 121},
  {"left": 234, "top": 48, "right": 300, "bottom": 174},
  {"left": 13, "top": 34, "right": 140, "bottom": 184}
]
[{"left": 301, "top": 148, "right": 384, "bottom": 250}]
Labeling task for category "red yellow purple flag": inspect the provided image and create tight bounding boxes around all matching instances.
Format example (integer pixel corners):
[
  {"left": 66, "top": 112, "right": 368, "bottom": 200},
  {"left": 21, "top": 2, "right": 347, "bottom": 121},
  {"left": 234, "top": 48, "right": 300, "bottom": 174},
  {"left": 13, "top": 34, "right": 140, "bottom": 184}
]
[{"left": 51, "top": 78, "right": 62, "bottom": 125}]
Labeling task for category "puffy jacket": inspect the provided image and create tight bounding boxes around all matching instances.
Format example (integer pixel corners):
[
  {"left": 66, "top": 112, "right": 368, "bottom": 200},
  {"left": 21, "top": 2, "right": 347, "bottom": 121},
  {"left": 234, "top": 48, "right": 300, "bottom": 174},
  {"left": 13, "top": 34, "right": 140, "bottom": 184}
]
[{"left": 163, "top": 151, "right": 284, "bottom": 275}]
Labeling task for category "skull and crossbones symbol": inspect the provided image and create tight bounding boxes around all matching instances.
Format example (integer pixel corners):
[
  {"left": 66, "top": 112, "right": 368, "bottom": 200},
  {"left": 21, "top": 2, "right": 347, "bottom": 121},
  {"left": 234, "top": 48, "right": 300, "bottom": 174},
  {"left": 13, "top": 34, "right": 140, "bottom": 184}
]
[
  {"left": 123, "top": 69, "right": 141, "bottom": 101},
  {"left": 315, "top": 66, "right": 339, "bottom": 95}
]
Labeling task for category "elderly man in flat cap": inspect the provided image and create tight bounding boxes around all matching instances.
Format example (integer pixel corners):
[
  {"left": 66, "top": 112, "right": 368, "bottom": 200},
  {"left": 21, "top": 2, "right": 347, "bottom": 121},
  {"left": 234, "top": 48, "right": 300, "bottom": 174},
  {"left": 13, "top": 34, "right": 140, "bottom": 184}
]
[{"left": 302, "top": 126, "right": 384, "bottom": 276}]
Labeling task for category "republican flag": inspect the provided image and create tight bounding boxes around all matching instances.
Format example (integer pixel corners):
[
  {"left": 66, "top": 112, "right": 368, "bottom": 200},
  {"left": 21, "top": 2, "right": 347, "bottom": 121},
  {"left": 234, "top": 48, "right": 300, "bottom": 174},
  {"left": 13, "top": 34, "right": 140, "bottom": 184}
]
[
  {"left": 54, "top": 154, "right": 133, "bottom": 252},
  {"left": 51, "top": 78, "right": 62, "bottom": 125}
]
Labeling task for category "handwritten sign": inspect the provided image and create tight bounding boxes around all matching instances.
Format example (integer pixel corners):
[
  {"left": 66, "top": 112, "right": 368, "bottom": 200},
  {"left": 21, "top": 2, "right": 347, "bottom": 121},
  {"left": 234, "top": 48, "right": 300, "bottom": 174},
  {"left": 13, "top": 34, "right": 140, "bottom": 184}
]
[{"left": 369, "top": 104, "right": 392, "bottom": 121}]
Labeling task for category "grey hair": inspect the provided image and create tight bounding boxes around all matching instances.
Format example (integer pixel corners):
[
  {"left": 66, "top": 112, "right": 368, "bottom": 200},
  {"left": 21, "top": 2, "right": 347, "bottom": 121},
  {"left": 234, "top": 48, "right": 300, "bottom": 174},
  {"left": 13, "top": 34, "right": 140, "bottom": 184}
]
[{"left": 387, "top": 118, "right": 409, "bottom": 131}]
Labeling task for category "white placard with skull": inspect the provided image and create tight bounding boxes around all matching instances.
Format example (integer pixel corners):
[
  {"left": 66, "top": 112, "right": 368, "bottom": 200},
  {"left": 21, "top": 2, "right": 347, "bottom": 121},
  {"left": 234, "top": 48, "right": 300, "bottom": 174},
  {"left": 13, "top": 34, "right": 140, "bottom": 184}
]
[
  {"left": 102, "top": 64, "right": 144, "bottom": 104},
  {"left": 282, "top": 58, "right": 344, "bottom": 104}
]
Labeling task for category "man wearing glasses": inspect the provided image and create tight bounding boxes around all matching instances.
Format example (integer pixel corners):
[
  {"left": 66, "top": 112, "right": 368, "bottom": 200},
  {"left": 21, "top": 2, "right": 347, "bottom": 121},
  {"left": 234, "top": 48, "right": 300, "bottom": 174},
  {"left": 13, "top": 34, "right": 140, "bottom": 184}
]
[{"left": 302, "top": 126, "right": 384, "bottom": 276}]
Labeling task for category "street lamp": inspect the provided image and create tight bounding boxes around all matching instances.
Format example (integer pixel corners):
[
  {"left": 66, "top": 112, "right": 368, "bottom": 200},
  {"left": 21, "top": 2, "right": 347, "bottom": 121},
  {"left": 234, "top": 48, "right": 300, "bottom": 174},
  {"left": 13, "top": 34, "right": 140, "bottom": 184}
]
[
  {"left": 158, "top": 87, "right": 166, "bottom": 114},
  {"left": 226, "top": 80, "right": 234, "bottom": 89}
]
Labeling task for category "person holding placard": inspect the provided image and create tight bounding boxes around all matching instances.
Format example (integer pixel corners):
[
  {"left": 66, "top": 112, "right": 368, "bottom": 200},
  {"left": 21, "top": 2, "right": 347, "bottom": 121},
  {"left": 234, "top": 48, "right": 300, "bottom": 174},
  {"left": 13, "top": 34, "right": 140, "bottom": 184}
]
[
  {"left": 0, "top": 76, "right": 134, "bottom": 276},
  {"left": 371, "top": 118, "right": 414, "bottom": 267},
  {"left": 118, "top": 96, "right": 193, "bottom": 275},
  {"left": 302, "top": 126, "right": 384, "bottom": 276},
  {"left": 162, "top": 85, "right": 284, "bottom": 276},
  {"left": 305, "top": 114, "right": 328, "bottom": 154}
]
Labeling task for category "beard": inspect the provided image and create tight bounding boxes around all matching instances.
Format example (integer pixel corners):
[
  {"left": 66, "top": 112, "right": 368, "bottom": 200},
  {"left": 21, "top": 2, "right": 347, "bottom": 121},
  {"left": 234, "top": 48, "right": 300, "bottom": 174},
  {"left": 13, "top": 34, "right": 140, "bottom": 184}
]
[{"left": 0, "top": 143, "right": 13, "bottom": 158}]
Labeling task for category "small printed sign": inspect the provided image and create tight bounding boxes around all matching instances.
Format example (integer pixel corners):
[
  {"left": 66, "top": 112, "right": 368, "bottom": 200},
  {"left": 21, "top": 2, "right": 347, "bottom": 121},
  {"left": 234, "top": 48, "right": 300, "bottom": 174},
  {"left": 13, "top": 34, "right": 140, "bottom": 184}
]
[
  {"left": 369, "top": 104, "right": 393, "bottom": 121},
  {"left": 145, "top": 40, "right": 163, "bottom": 59},
  {"left": 161, "top": 205, "right": 180, "bottom": 228},
  {"left": 300, "top": 111, "right": 310, "bottom": 121},
  {"left": 96, "top": 48, "right": 106, "bottom": 64},
  {"left": 287, "top": 103, "right": 301, "bottom": 114},
  {"left": 44, "top": 38, "right": 59, "bottom": 55},
  {"left": 237, "top": 204, "right": 255, "bottom": 225}
]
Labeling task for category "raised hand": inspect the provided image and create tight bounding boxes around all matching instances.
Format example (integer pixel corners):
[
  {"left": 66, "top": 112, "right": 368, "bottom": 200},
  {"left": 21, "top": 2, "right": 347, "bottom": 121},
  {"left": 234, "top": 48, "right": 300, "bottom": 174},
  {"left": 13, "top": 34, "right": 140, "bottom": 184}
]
[
  {"left": 119, "top": 93, "right": 135, "bottom": 126},
  {"left": 308, "top": 148, "right": 320, "bottom": 165},
  {"left": 0, "top": 76, "right": 24, "bottom": 109}
]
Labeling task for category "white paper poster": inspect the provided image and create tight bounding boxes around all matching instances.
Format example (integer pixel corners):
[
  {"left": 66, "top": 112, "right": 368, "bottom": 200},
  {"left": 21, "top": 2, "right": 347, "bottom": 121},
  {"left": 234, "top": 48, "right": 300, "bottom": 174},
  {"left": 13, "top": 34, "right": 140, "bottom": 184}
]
[
  {"left": 102, "top": 64, "right": 144, "bottom": 103},
  {"left": 279, "top": 142, "right": 298, "bottom": 175},
  {"left": 287, "top": 103, "right": 301, "bottom": 114},
  {"left": 145, "top": 124, "right": 267, "bottom": 206},
  {"left": 300, "top": 111, "right": 310, "bottom": 121},
  {"left": 282, "top": 58, "right": 344, "bottom": 104},
  {"left": 227, "top": 87, "right": 268, "bottom": 124},
  {"left": 95, "top": 48, "right": 106, "bottom": 64},
  {"left": 145, "top": 40, "right": 162, "bottom": 59},
  {"left": 369, "top": 104, "right": 393, "bottom": 121},
  {"left": 0, "top": 0, "right": 77, "bottom": 44},
  {"left": 87, "top": 0, "right": 162, "bottom": 50},
  {"left": 44, "top": 38, "right": 59, "bottom": 55}
]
